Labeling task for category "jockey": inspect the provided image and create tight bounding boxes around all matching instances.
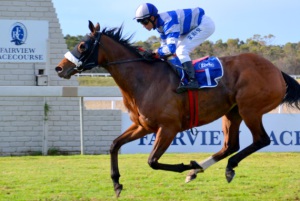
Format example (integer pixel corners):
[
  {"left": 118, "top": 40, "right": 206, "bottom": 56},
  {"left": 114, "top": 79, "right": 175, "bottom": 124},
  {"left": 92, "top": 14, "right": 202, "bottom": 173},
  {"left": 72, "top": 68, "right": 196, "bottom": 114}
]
[{"left": 135, "top": 3, "right": 215, "bottom": 92}]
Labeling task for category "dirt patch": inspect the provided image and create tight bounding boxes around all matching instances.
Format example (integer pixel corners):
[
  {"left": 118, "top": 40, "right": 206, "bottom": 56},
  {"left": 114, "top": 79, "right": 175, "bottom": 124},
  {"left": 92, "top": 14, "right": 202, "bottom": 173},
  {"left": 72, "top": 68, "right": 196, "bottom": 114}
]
[
  {"left": 84, "top": 100, "right": 128, "bottom": 112},
  {"left": 84, "top": 100, "right": 300, "bottom": 114}
]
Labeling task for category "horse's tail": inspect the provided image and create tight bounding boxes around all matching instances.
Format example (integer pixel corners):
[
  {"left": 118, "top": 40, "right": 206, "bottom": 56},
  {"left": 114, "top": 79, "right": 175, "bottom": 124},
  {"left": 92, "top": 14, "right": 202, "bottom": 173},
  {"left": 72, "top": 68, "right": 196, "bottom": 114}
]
[{"left": 281, "top": 71, "right": 300, "bottom": 110}]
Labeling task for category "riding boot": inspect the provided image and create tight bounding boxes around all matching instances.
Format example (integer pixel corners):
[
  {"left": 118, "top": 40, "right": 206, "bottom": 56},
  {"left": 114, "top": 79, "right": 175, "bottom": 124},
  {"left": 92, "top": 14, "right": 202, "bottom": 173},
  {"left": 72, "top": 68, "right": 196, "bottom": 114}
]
[{"left": 176, "top": 61, "right": 199, "bottom": 93}]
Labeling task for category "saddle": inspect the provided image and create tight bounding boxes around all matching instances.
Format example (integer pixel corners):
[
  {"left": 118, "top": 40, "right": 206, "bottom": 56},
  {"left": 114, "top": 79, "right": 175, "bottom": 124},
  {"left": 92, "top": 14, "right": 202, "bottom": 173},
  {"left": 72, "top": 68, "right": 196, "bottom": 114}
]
[
  {"left": 136, "top": 47, "right": 224, "bottom": 88},
  {"left": 168, "top": 56, "right": 224, "bottom": 89}
]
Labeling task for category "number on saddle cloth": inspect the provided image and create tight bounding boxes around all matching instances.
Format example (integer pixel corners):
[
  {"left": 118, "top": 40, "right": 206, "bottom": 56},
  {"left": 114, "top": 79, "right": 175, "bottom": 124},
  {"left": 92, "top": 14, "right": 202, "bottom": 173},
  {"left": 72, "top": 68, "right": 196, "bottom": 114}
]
[{"left": 193, "top": 56, "right": 224, "bottom": 88}]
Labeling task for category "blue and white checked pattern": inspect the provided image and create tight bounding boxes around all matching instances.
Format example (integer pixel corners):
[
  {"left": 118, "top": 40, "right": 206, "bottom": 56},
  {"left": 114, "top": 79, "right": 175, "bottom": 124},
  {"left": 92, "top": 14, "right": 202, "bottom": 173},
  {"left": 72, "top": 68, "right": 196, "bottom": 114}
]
[{"left": 156, "top": 8, "right": 205, "bottom": 57}]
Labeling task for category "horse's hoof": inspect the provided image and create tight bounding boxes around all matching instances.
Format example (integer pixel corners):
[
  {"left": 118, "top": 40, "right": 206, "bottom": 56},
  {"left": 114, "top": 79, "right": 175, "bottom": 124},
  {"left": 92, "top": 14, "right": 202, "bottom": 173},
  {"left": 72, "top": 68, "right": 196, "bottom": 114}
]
[
  {"left": 185, "top": 173, "right": 197, "bottom": 183},
  {"left": 225, "top": 168, "right": 235, "bottom": 183},
  {"left": 114, "top": 183, "right": 123, "bottom": 197},
  {"left": 185, "top": 168, "right": 203, "bottom": 183}
]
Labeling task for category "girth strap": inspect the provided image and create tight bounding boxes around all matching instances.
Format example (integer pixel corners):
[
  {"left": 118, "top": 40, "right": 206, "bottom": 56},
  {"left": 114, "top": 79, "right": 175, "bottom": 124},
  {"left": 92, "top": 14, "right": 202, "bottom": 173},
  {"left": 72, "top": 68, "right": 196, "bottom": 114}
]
[{"left": 188, "top": 90, "right": 199, "bottom": 129}]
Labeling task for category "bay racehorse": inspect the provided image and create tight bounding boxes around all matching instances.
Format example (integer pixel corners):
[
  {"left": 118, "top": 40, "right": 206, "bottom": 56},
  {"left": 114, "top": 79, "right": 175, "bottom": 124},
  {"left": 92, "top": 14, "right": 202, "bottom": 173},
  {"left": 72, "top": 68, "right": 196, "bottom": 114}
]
[{"left": 55, "top": 21, "right": 300, "bottom": 197}]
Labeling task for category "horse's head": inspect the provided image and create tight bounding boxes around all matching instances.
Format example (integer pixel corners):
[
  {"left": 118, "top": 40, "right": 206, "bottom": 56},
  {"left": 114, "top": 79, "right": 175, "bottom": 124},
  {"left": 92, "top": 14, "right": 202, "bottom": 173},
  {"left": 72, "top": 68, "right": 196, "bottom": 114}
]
[{"left": 55, "top": 21, "right": 102, "bottom": 79}]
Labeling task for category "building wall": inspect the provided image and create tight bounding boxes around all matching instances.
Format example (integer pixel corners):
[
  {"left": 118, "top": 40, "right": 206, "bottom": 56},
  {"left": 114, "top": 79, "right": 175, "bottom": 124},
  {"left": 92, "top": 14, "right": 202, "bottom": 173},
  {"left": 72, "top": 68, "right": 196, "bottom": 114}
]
[
  {"left": 0, "top": 0, "right": 121, "bottom": 156},
  {"left": 81, "top": 110, "right": 121, "bottom": 155}
]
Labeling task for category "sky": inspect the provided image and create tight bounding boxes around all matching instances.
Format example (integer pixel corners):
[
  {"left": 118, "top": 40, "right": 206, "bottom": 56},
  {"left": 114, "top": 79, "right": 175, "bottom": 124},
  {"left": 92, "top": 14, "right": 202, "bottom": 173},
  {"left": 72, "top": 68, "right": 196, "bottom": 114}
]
[{"left": 52, "top": 0, "right": 300, "bottom": 45}]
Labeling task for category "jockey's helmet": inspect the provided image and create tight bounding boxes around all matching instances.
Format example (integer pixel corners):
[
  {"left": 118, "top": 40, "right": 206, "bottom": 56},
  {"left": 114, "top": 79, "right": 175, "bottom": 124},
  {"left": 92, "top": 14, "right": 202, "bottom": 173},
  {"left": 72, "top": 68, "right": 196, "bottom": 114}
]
[{"left": 135, "top": 3, "right": 158, "bottom": 21}]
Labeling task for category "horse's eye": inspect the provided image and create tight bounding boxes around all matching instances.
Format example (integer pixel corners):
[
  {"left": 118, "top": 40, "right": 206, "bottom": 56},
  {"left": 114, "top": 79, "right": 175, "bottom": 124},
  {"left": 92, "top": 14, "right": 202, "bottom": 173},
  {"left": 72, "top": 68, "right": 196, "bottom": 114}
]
[{"left": 78, "top": 42, "right": 88, "bottom": 53}]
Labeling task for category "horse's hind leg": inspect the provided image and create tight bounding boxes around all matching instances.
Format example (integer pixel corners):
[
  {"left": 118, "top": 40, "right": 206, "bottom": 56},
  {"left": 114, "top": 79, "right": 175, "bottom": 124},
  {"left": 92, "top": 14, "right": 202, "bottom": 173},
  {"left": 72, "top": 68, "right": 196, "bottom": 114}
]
[
  {"left": 225, "top": 114, "right": 270, "bottom": 183},
  {"left": 186, "top": 106, "right": 242, "bottom": 183}
]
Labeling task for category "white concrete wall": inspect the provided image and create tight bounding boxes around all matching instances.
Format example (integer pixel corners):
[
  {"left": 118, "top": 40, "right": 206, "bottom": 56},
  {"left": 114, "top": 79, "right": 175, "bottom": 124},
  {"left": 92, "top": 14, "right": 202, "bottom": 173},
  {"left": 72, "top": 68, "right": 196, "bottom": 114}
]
[
  {"left": 82, "top": 110, "right": 121, "bottom": 154},
  {"left": 0, "top": 0, "right": 121, "bottom": 156}
]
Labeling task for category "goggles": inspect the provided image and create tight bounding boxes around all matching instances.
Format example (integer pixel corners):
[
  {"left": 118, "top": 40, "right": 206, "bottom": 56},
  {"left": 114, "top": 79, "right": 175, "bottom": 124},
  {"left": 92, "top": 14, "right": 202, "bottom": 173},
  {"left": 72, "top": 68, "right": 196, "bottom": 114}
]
[{"left": 137, "top": 18, "right": 150, "bottom": 25}]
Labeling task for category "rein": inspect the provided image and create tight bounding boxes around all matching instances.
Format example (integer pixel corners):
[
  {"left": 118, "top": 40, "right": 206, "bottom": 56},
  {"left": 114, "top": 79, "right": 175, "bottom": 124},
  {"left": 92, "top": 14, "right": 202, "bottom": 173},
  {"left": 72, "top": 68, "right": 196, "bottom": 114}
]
[
  {"left": 104, "top": 58, "right": 145, "bottom": 67},
  {"left": 97, "top": 35, "right": 146, "bottom": 67}
]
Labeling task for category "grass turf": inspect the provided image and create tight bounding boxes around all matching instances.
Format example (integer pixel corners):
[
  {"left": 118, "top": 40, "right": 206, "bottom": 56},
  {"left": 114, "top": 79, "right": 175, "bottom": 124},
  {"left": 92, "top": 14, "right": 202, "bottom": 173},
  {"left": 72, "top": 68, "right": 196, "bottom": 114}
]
[{"left": 1, "top": 153, "right": 300, "bottom": 201}]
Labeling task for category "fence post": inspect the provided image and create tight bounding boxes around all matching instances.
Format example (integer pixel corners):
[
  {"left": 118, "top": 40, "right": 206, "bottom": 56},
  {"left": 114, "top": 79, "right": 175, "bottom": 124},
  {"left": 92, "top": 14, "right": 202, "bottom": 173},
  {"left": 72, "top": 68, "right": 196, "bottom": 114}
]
[
  {"left": 79, "top": 97, "right": 84, "bottom": 155},
  {"left": 42, "top": 97, "right": 48, "bottom": 155}
]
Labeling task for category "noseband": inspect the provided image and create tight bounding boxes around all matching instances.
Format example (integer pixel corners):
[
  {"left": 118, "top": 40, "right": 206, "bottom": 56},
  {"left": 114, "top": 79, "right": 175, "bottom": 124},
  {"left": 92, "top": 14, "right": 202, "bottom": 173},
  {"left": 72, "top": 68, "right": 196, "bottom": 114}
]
[{"left": 64, "top": 32, "right": 145, "bottom": 73}]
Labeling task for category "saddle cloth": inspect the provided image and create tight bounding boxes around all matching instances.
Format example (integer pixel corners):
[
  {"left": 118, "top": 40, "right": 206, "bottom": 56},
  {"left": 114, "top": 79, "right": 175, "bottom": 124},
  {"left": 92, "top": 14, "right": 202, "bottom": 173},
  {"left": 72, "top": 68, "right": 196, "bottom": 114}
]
[{"left": 192, "top": 56, "right": 224, "bottom": 88}]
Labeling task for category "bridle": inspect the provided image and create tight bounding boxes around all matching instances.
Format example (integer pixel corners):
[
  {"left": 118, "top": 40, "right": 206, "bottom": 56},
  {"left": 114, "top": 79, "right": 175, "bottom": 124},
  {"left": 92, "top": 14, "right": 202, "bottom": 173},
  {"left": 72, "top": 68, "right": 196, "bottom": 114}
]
[
  {"left": 72, "top": 32, "right": 102, "bottom": 72},
  {"left": 66, "top": 31, "right": 145, "bottom": 73}
]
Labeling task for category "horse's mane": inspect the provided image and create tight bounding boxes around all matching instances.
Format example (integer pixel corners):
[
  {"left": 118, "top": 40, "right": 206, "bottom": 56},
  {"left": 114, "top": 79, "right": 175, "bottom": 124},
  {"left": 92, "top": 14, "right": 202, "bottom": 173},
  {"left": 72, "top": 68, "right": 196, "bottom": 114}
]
[{"left": 101, "top": 25, "right": 144, "bottom": 58}]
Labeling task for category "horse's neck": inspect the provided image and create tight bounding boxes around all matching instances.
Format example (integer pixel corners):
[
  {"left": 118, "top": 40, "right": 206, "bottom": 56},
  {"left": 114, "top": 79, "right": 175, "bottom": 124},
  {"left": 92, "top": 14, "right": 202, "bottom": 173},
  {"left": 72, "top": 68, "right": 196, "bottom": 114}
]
[
  {"left": 107, "top": 61, "right": 154, "bottom": 94},
  {"left": 101, "top": 36, "right": 178, "bottom": 110},
  {"left": 102, "top": 37, "right": 156, "bottom": 94}
]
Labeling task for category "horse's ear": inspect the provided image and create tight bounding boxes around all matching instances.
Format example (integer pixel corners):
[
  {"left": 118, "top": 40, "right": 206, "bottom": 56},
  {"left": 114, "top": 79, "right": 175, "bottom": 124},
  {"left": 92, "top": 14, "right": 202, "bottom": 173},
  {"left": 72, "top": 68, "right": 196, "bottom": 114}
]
[
  {"left": 88, "top": 20, "right": 100, "bottom": 34},
  {"left": 88, "top": 20, "right": 95, "bottom": 33},
  {"left": 95, "top": 23, "right": 100, "bottom": 32}
]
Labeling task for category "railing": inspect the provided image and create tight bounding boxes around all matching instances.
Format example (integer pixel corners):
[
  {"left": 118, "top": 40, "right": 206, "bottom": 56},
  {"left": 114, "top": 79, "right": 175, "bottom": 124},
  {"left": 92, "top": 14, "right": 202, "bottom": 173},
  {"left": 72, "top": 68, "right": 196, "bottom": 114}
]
[
  {"left": 290, "top": 75, "right": 300, "bottom": 80},
  {"left": 0, "top": 86, "right": 120, "bottom": 97},
  {"left": 75, "top": 73, "right": 111, "bottom": 77}
]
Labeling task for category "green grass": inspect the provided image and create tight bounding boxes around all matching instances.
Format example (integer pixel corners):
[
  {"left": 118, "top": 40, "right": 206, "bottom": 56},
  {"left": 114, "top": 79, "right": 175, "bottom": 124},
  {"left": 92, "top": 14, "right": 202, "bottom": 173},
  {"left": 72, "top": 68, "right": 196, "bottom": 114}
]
[
  {"left": 1, "top": 153, "right": 300, "bottom": 201},
  {"left": 77, "top": 77, "right": 116, "bottom": 86}
]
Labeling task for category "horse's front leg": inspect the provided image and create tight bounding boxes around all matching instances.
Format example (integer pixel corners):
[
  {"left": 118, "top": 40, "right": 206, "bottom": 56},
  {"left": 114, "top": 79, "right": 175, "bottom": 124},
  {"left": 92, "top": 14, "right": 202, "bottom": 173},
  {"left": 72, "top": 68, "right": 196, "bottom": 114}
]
[
  {"left": 110, "top": 123, "right": 150, "bottom": 197},
  {"left": 148, "top": 127, "right": 201, "bottom": 173}
]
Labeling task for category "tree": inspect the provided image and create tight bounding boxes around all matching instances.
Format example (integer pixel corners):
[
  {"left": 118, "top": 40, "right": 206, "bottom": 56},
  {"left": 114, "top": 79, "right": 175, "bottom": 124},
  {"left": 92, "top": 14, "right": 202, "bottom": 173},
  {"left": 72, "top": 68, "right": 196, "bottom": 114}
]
[
  {"left": 250, "top": 34, "right": 275, "bottom": 46},
  {"left": 64, "top": 34, "right": 300, "bottom": 75},
  {"left": 64, "top": 34, "right": 84, "bottom": 50},
  {"left": 226, "top": 39, "right": 240, "bottom": 55},
  {"left": 213, "top": 40, "right": 228, "bottom": 56}
]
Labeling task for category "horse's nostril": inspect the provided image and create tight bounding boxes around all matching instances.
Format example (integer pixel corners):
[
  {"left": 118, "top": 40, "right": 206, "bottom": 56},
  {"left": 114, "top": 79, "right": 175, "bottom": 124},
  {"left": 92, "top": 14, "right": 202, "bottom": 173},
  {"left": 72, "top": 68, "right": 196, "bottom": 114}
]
[{"left": 55, "top": 66, "right": 62, "bottom": 73}]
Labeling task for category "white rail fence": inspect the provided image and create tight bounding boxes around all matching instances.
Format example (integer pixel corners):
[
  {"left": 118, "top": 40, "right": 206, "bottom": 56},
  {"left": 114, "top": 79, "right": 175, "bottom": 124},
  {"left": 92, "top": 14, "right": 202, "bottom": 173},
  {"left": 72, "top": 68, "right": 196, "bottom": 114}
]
[
  {"left": 291, "top": 75, "right": 300, "bottom": 80},
  {"left": 76, "top": 73, "right": 111, "bottom": 77},
  {"left": 0, "top": 86, "right": 120, "bottom": 97},
  {"left": 76, "top": 73, "right": 300, "bottom": 79}
]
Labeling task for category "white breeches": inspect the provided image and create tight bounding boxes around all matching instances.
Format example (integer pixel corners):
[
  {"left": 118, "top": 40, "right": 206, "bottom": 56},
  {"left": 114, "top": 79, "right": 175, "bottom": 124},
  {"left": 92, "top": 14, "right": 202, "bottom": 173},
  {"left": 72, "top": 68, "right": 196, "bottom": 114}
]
[{"left": 176, "top": 15, "right": 215, "bottom": 63}]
